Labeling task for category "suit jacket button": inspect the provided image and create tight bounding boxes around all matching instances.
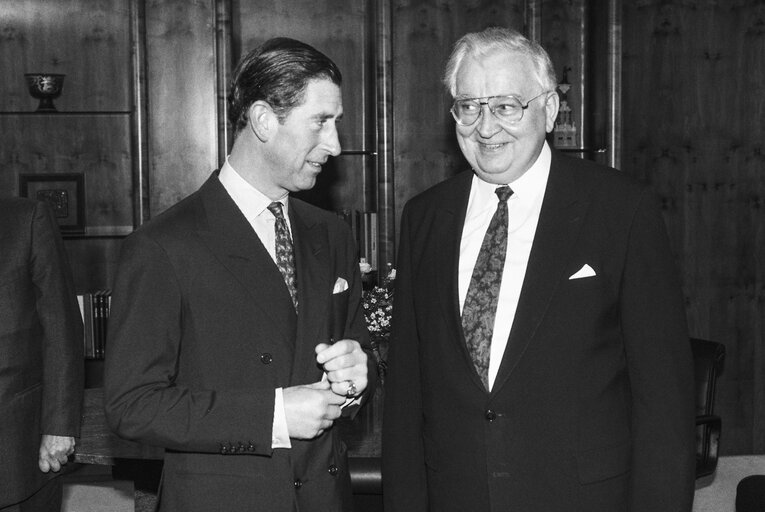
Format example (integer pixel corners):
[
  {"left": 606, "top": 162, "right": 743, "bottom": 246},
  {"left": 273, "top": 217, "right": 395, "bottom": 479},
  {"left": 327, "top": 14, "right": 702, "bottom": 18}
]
[
  {"left": 328, "top": 464, "right": 339, "bottom": 476},
  {"left": 485, "top": 409, "right": 497, "bottom": 421},
  {"left": 294, "top": 479, "right": 303, "bottom": 489},
  {"left": 260, "top": 353, "right": 273, "bottom": 364}
]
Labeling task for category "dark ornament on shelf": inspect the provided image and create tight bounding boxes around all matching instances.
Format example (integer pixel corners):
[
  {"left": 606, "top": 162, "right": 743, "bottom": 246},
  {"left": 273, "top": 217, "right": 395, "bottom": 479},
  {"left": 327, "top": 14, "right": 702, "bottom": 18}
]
[{"left": 24, "top": 73, "right": 66, "bottom": 112}]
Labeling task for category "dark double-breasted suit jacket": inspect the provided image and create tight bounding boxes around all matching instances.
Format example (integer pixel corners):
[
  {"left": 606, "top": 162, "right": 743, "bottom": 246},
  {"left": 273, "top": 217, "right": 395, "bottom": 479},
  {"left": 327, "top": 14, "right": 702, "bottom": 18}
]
[
  {"left": 0, "top": 198, "right": 83, "bottom": 508},
  {"left": 104, "top": 174, "right": 374, "bottom": 512},
  {"left": 383, "top": 151, "right": 696, "bottom": 512}
]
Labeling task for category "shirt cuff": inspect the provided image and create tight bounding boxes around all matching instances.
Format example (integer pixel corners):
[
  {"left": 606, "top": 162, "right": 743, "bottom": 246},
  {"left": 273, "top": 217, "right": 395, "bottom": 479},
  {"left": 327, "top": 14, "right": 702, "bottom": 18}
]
[{"left": 271, "top": 388, "right": 292, "bottom": 449}]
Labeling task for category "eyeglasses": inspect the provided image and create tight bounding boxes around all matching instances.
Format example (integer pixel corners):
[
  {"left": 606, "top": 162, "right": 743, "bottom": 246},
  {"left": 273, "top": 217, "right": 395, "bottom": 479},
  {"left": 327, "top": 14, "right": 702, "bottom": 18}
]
[{"left": 450, "top": 91, "right": 550, "bottom": 126}]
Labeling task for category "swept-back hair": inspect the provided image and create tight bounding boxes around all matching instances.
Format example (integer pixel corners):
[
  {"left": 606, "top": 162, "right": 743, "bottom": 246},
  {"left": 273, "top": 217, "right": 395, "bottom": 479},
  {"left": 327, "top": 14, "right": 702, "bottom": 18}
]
[
  {"left": 443, "top": 26, "right": 557, "bottom": 97},
  {"left": 228, "top": 37, "right": 342, "bottom": 134}
]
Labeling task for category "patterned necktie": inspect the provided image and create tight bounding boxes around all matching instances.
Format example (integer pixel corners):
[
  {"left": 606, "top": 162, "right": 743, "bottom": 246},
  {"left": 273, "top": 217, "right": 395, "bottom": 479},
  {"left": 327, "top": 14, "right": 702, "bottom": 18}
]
[
  {"left": 461, "top": 186, "right": 513, "bottom": 390},
  {"left": 267, "top": 201, "right": 298, "bottom": 310}
]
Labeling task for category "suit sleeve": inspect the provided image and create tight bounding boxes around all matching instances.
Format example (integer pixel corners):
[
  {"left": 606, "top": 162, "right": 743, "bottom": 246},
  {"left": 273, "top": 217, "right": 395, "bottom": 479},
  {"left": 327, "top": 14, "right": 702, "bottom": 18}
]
[
  {"left": 103, "top": 232, "right": 276, "bottom": 455},
  {"left": 620, "top": 190, "right": 695, "bottom": 510},
  {"left": 31, "top": 201, "right": 84, "bottom": 437},
  {"left": 382, "top": 202, "right": 428, "bottom": 512}
]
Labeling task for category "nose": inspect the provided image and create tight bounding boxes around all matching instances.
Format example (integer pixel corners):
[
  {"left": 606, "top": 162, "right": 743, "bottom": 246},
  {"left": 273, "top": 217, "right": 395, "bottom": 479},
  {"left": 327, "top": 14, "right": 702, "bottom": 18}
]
[
  {"left": 475, "top": 103, "right": 501, "bottom": 138},
  {"left": 323, "top": 123, "right": 341, "bottom": 157}
]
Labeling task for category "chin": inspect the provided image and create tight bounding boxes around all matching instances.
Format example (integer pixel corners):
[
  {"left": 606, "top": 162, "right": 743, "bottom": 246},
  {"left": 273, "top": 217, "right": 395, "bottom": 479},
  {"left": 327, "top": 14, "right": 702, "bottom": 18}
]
[{"left": 295, "top": 178, "right": 318, "bottom": 191}]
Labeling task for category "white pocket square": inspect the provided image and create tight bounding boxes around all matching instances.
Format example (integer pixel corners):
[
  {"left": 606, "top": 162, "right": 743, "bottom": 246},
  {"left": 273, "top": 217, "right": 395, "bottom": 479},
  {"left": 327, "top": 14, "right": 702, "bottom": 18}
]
[
  {"left": 333, "top": 277, "right": 349, "bottom": 294},
  {"left": 569, "top": 264, "right": 596, "bottom": 280}
]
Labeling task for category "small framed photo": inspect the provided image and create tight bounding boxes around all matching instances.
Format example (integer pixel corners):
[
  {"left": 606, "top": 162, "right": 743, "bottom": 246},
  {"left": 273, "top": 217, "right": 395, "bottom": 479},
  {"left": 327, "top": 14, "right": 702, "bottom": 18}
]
[{"left": 19, "top": 173, "right": 86, "bottom": 234}]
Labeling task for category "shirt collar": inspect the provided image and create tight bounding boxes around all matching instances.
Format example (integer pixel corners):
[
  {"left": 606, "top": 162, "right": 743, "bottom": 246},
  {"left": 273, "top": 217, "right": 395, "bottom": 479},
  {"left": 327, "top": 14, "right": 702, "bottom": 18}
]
[
  {"left": 219, "top": 159, "right": 289, "bottom": 220},
  {"left": 470, "top": 141, "right": 551, "bottom": 209}
]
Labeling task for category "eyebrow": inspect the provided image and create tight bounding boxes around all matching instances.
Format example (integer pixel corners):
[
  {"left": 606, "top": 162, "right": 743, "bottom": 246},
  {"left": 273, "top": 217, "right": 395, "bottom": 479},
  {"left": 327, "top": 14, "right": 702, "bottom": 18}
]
[
  {"left": 454, "top": 93, "right": 521, "bottom": 101},
  {"left": 313, "top": 112, "right": 343, "bottom": 121}
]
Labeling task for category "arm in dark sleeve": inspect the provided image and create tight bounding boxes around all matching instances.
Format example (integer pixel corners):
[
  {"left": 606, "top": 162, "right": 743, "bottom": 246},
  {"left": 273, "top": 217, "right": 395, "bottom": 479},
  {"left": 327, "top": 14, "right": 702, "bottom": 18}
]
[
  {"left": 103, "top": 233, "right": 276, "bottom": 455},
  {"left": 32, "top": 201, "right": 84, "bottom": 437},
  {"left": 620, "top": 190, "right": 695, "bottom": 511},
  {"left": 382, "top": 203, "right": 428, "bottom": 512}
]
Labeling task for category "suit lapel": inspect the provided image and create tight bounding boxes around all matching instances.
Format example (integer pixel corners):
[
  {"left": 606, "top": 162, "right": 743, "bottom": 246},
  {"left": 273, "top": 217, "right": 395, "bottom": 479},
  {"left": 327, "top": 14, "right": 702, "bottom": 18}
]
[
  {"left": 435, "top": 172, "right": 491, "bottom": 392},
  {"left": 492, "top": 154, "right": 590, "bottom": 393},
  {"left": 289, "top": 199, "right": 331, "bottom": 385},
  {"left": 194, "top": 174, "right": 297, "bottom": 351}
]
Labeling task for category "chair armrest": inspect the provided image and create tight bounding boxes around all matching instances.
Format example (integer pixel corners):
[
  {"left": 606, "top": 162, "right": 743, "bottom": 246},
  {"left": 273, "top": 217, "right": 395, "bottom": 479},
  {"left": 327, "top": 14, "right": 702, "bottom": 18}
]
[
  {"left": 696, "top": 414, "right": 721, "bottom": 479},
  {"left": 696, "top": 414, "right": 721, "bottom": 428}
]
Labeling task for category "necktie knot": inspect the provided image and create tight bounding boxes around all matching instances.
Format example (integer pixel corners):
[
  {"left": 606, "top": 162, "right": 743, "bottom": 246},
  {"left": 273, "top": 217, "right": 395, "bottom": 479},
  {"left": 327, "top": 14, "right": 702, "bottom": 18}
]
[
  {"left": 267, "top": 201, "right": 285, "bottom": 219},
  {"left": 495, "top": 186, "right": 513, "bottom": 203}
]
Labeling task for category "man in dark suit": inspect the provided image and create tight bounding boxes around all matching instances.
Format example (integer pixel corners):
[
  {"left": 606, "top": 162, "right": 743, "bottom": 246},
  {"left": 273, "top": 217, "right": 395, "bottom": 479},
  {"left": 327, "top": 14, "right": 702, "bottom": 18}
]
[
  {"left": 104, "top": 38, "right": 374, "bottom": 511},
  {"left": 383, "top": 27, "right": 695, "bottom": 511},
  {"left": 0, "top": 197, "right": 83, "bottom": 512}
]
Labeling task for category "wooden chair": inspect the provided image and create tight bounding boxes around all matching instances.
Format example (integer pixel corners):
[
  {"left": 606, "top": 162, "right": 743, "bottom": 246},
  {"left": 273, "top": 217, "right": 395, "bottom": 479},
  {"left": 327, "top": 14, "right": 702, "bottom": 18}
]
[{"left": 691, "top": 337, "right": 725, "bottom": 478}]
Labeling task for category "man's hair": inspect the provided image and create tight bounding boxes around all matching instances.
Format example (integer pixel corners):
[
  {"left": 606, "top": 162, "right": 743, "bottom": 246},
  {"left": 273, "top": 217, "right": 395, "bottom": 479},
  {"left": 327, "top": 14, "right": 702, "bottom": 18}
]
[
  {"left": 443, "top": 26, "right": 557, "bottom": 97},
  {"left": 228, "top": 37, "right": 342, "bottom": 134}
]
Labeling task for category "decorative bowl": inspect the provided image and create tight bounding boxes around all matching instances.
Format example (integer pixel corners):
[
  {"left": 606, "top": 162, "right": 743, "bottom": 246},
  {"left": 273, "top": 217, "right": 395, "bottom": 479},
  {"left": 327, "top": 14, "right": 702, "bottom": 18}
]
[{"left": 24, "top": 73, "right": 66, "bottom": 112}]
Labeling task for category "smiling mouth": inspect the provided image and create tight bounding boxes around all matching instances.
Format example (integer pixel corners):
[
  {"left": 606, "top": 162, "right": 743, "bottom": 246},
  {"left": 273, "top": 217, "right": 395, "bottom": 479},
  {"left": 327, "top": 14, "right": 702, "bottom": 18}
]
[
  {"left": 479, "top": 142, "right": 508, "bottom": 151},
  {"left": 307, "top": 160, "right": 325, "bottom": 168}
]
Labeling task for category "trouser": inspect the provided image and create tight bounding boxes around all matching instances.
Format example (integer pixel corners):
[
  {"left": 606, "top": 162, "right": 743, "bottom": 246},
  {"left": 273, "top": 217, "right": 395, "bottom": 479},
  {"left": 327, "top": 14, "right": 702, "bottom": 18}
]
[{"left": 0, "top": 477, "right": 63, "bottom": 512}]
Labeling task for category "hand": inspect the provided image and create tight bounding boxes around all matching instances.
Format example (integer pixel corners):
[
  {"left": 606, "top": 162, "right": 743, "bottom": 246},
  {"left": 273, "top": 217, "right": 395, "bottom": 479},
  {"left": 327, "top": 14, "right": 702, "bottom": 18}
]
[
  {"left": 38, "top": 435, "right": 75, "bottom": 473},
  {"left": 315, "top": 339, "right": 368, "bottom": 398},
  {"left": 282, "top": 380, "right": 347, "bottom": 439}
]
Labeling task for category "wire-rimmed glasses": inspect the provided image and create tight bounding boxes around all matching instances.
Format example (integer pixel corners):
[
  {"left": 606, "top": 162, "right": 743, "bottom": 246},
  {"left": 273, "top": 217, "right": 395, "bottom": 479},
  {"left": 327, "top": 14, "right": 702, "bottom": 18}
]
[{"left": 450, "top": 91, "right": 550, "bottom": 126}]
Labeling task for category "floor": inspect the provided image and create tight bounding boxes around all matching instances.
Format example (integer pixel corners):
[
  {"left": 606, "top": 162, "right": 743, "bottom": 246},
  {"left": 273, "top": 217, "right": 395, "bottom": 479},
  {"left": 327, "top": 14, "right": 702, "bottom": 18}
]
[
  {"left": 62, "top": 455, "right": 764, "bottom": 512},
  {"left": 61, "top": 465, "right": 134, "bottom": 512},
  {"left": 693, "top": 455, "right": 765, "bottom": 512}
]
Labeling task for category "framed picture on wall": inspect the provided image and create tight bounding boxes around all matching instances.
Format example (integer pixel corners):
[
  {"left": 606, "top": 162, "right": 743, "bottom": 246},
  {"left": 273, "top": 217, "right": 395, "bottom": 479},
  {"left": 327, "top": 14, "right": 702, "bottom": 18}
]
[{"left": 19, "top": 173, "right": 86, "bottom": 235}]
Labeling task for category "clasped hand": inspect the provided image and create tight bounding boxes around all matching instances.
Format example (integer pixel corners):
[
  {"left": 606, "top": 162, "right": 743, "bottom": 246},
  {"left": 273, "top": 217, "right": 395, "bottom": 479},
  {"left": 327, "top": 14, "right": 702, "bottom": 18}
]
[
  {"left": 283, "top": 339, "right": 368, "bottom": 440},
  {"left": 38, "top": 434, "right": 75, "bottom": 473}
]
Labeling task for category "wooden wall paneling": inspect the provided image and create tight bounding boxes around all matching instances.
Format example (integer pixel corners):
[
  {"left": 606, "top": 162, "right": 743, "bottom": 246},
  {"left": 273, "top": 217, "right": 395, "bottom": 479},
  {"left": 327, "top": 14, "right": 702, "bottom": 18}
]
[
  {"left": 130, "top": 0, "right": 150, "bottom": 226},
  {"left": 0, "top": 0, "right": 130, "bottom": 112},
  {"left": 145, "top": 0, "right": 218, "bottom": 217},
  {"left": 391, "top": 0, "right": 526, "bottom": 234},
  {"left": 526, "top": 0, "right": 542, "bottom": 41},
  {"left": 623, "top": 1, "right": 765, "bottom": 454},
  {"left": 0, "top": 114, "right": 134, "bottom": 234},
  {"left": 232, "top": 0, "right": 373, "bottom": 219},
  {"left": 0, "top": 0, "right": 138, "bottom": 292},
  {"left": 585, "top": 0, "right": 621, "bottom": 168},
  {"left": 605, "top": 0, "right": 621, "bottom": 169},
  {"left": 540, "top": 0, "right": 588, "bottom": 156},
  {"left": 215, "top": 0, "right": 233, "bottom": 167},
  {"left": 734, "top": 0, "right": 765, "bottom": 453},
  {"left": 376, "top": 0, "right": 395, "bottom": 268}
]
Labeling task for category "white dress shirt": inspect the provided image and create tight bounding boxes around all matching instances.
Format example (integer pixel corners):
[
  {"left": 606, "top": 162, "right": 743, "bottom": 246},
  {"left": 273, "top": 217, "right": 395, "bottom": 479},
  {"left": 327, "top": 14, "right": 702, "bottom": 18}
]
[
  {"left": 458, "top": 142, "right": 551, "bottom": 390},
  {"left": 219, "top": 160, "right": 292, "bottom": 449}
]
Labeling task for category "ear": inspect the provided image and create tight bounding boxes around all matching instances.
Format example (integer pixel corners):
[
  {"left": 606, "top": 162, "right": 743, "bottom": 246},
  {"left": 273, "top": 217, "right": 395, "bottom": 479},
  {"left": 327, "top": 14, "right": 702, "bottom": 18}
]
[
  {"left": 247, "top": 101, "right": 275, "bottom": 142},
  {"left": 544, "top": 91, "right": 560, "bottom": 134}
]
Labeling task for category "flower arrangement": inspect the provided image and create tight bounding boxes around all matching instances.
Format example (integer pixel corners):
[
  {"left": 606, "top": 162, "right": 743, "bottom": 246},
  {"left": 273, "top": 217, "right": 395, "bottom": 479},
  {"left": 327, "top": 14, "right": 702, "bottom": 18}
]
[{"left": 361, "top": 263, "right": 395, "bottom": 378}]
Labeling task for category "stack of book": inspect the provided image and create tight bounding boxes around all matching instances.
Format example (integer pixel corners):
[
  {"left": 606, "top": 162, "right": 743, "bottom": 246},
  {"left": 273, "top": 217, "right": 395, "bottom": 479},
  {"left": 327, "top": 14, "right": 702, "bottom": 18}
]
[{"left": 77, "top": 291, "right": 111, "bottom": 360}]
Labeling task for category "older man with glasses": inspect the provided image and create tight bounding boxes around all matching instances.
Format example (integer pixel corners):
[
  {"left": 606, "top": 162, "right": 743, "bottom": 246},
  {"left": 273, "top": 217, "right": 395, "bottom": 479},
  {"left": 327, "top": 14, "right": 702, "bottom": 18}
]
[{"left": 383, "top": 26, "right": 696, "bottom": 512}]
